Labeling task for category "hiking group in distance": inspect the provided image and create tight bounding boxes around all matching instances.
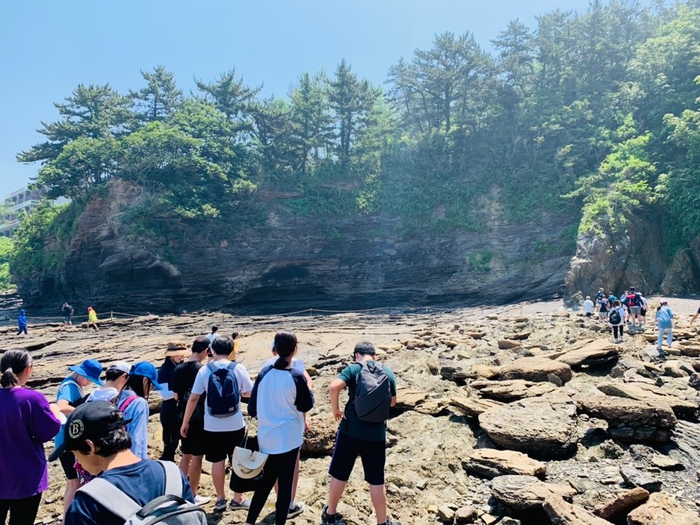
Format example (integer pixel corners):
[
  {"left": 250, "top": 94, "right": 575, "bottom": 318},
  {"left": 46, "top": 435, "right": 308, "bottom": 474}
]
[{"left": 0, "top": 328, "right": 401, "bottom": 525}]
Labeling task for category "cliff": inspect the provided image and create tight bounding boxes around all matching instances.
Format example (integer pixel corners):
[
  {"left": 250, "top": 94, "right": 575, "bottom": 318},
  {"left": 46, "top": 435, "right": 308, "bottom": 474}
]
[{"left": 15, "top": 180, "right": 577, "bottom": 314}]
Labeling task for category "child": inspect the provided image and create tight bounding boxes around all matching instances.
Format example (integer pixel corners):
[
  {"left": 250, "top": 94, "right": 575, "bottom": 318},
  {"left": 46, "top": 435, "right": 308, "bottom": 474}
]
[
  {"left": 86, "top": 307, "right": 99, "bottom": 332},
  {"left": 17, "top": 309, "right": 27, "bottom": 336}
]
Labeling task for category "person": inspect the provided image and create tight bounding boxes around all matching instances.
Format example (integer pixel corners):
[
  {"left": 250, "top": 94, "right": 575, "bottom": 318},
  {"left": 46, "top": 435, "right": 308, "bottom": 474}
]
[
  {"left": 121, "top": 362, "right": 162, "bottom": 460},
  {"left": 656, "top": 300, "right": 674, "bottom": 354},
  {"left": 208, "top": 325, "right": 219, "bottom": 344},
  {"left": 594, "top": 287, "right": 605, "bottom": 306},
  {"left": 17, "top": 309, "right": 27, "bottom": 336},
  {"left": 180, "top": 336, "right": 253, "bottom": 512},
  {"left": 262, "top": 340, "right": 313, "bottom": 517},
  {"left": 597, "top": 295, "right": 609, "bottom": 323},
  {"left": 244, "top": 331, "right": 314, "bottom": 525},
  {"left": 86, "top": 307, "right": 98, "bottom": 332},
  {"left": 86, "top": 361, "right": 130, "bottom": 404},
  {"left": 689, "top": 303, "right": 700, "bottom": 327},
  {"left": 62, "top": 303, "right": 74, "bottom": 326},
  {"left": 609, "top": 300, "right": 626, "bottom": 343},
  {"left": 229, "top": 331, "right": 240, "bottom": 360},
  {"left": 639, "top": 293, "right": 648, "bottom": 327},
  {"left": 622, "top": 287, "right": 643, "bottom": 327},
  {"left": 0, "top": 350, "right": 62, "bottom": 525},
  {"left": 172, "top": 337, "right": 211, "bottom": 506},
  {"left": 54, "top": 401, "right": 195, "bottom": 525},
  {"left": 158, "top": 342, "right": 188, "bottom": 462},
  {"left": 322, "top": 342, "right": 400, "bottom": 525},
  {"left": 583, "top": 296, "right": 594, "bottom": 319},
  {"left": 55, "top": 359, "right": 104, "bottom": 523}
]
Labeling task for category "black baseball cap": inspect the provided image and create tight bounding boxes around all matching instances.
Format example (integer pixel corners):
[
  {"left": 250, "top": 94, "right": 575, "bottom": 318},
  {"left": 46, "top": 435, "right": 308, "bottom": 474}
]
[{"left": 49, "top": 401, "right": 130, "bottom": 461}]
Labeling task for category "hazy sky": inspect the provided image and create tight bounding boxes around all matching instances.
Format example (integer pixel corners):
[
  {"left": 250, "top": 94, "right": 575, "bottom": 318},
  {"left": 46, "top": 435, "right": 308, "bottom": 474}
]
[{"left": 0, "top": 0, "right": 623, "bottom": 197}]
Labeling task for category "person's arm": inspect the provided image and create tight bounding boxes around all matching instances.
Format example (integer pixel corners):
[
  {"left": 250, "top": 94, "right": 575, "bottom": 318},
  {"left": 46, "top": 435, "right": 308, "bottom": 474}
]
[
  {"left": 292, "top": 370, "right": 314, "bottom": 413},
  {"left": 180, "top": 392, "right": 201, "bottom": 438},
  {"left": 125, "top": 398, "right": 149, "bottom": 460},
  {"left": 29, "top": 395, "right": 62, "bottom": 442},
  {"left": 329, "top": 378, "right": 347, "bottom": 421}
]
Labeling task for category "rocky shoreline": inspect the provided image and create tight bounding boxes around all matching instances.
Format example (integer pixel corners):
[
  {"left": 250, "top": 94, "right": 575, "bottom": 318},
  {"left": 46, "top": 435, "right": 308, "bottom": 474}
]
[{"left": 3, "top": 299, "right": 699, "bottom": 524}]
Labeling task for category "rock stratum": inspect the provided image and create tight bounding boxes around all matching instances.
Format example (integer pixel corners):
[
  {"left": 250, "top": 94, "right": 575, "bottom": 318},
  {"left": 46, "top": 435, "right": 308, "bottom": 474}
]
[{"left": 5, "top": 300, "right": 699, "bottom": 525}]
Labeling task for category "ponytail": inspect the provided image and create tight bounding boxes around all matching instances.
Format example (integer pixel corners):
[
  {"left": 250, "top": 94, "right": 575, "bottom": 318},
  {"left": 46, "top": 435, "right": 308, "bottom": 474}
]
[
  {"left": 0, "top": 350, "right": 32, "bottom": 389},
  {"left": 272, "top": 331, "right": 297, "bottom": 370}
]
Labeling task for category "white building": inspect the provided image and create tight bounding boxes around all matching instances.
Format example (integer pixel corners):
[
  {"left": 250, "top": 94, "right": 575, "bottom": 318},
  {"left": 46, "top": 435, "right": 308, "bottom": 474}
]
[{"left": 0, "top": 187, "right": 42, "bottom": 237}]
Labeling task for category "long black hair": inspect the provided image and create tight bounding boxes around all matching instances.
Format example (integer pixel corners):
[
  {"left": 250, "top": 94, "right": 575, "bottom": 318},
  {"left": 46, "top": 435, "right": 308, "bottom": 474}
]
[
  {"left": 126, "top": 374, "right": 151, "bottom": 398},
  {"left": 273, "top": 331, "right": 297, "bottom": 370},
  {"left": 1, "top": 349, "right": 32, "bottom": 389}
]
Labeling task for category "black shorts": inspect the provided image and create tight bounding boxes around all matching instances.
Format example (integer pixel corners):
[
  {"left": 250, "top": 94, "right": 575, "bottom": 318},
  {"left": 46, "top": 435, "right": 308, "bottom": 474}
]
[
  {"left": 181, "top": 420, "right": 206, "bottom": 457},
  {"left": 328, "top": 430, "right": 386, "bottom": 486},
  {"left": 204, "top": 428, "right": 245, "bottom": 464},
  {"left": 59, "top": 451, "right": 78, "bottom": 480}
]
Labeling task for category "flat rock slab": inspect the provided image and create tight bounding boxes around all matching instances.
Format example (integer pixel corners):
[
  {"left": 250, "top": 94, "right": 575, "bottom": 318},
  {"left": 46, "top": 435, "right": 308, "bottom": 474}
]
[
  {"left": 577, "top": 395, "right": 676, "bottom": 443},
  {"left": 462, "top": 449, "right": 546, "bottom": 479},
  {"left": 596, "top": 381, "right": 698, "bottom": 420},
  {"left": 627, "top": 492, "right": 699, "bottom": 524},
  {"left": 555, "top": 339, "right": 619, "bottom": 368},
  {"left": 479, "top": 394, "right": 578, "bottom": 459},
  {"left": 594, "top": 487, "right": 650, "bottom": 521},
  {"left": 499, "top": 357, "right": 573, "bottom": 383},
  {"left": 620, "top": 465, "right": 662, "bottom": 492},
  {"left": 449, "top": 396, "right": 504, "bottom": 418},
  {"left": 470, "top": 379, "right": 557, "bottom": 401},
  {"left": 543, "top": 495, "right": 612, "bottom": 525},
  {"left": 490, "top": 475, "right": 576, "bottom": 510}
]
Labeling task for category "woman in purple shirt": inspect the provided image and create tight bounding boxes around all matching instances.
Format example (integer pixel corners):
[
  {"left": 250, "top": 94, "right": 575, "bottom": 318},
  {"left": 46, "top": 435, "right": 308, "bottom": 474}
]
[{"left": 0, "top": 350, "right": 61, "bottom": 525}]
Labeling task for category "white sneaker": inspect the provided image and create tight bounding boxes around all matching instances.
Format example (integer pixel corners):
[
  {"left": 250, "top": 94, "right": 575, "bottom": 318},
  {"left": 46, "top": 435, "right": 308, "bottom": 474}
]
[
  {"left": 288, "top": 501, "right": 305, "bottom": 518},
  {"left": 194, "top": 495, "right": 211, "bottom": 506}
]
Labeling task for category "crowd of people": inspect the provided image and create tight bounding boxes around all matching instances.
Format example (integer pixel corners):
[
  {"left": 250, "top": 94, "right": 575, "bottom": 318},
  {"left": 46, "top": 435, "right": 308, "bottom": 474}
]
[
  {"left": 14, "top": 303, "right": 99, "bottom": 335},
  {"left": 0, "top": 327, "right": 401, "bottom": 525}
]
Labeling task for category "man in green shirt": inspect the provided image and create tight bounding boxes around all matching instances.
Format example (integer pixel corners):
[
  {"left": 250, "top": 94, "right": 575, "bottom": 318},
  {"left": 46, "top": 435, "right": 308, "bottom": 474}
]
[{"left": 322, "top": 341, "right": 401, "bottom": 525}]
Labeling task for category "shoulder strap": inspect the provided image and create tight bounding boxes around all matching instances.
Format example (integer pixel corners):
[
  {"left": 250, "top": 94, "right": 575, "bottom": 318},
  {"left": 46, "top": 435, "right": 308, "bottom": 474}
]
[
  {"left": 207, "top": 362, "right": 217, "bottom": 373},
  {"left": 227, "top": 361, "right": 238, "bottom": 372},
  {"left": 119, "top": 395, "right": 139, "bottom": 412},
  {"left": 158, "top": 460, "right": 183, "bottom": 497},
  {"left": 77, "top": 478, "right": 141, "bottom": 520}
]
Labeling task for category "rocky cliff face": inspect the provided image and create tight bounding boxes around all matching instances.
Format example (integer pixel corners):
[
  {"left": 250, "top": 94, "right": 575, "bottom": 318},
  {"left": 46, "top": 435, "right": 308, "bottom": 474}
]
[{"left": 16, "top": 180, "right": 577, "bottom": 314}]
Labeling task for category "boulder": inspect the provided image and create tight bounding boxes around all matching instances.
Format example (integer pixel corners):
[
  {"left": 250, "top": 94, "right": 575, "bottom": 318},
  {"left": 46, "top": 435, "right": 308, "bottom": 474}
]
[
  {"left": 478, "top": 394, "right": 578, "bottom": 458},
  {"left": 454, "top": 506, "right": 478, "bottom": 524},
  {"left": 462, "top": 449, "right": 546, "bottom": 479},
  {"left": 470, "top": 379, "right": 557, "bottom": 401},
  {"left": 627, "top": 492, "right": 698, "bottom": 525},
  {"left": 490, "top": 475, "right": 576, "bottom": 510},
  {"left": 594, "top": 487, "right": 649, "bottom": 521},
  {"left": 499, "top": 357, "right": 573, "bottom": 383},
  {"left": 619, "top": 465, "right": 662, "bottom": 492},
  {"left": 440, "top": 365, "right": 469, "bottom": 382},
  {"left": 555, "top": 339, "right": 619, "bottom": 368},
  {"left": 596, "top": 381, "right": 698, "bottom": 420},
  {"left": 543, "top": 496, "right": 612, "bottom": 525},
  {"left": 468, "top": 364, "right": 500, "bottom": 379},
  {"left": 505, "top": 331, "right": 531, "bottom": 340},
  {"left": 577, "top": 395, "right": 677, "bottom": 443},
  {"left": 498, "top": 339, "right": 521, "bottom": 349}
]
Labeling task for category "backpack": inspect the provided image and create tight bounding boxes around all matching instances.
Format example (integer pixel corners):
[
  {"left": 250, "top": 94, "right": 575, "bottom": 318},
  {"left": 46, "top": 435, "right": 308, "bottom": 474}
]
[
  {"left": 353, "top": 361, "right": 392, "bottom": 423},
  {"left": 609, "top": 309, "right": 622, "bottom": 325},
  {"left": 77, "top": 461, "right": 206, "bottom": 525},
  {"left": 206, "top": 362, "right": 240, "bottom": 417}
]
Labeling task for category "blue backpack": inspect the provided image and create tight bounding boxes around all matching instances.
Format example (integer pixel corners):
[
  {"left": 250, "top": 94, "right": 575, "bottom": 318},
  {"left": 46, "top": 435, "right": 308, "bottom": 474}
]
[{"left": 206, "top": 362, "right": 240, "bottom": 417}]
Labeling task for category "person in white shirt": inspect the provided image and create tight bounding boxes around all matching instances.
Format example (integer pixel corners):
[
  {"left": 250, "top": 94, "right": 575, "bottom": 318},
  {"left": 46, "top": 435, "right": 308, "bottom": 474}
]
[
  {"left": 208, "top": 326, "right": 219, "bottom": 344},
  {"left": 583, "top": 296, "right": 594, "bottom": 318},
  {"left": 244, "top": 331, "right": 314, "bottom": 525},
  {"left": 180, "top": 336, "right": 253, "bottom": 512}
]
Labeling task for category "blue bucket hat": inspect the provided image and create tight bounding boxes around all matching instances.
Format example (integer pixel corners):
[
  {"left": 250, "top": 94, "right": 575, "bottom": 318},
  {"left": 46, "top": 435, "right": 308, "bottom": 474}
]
[
  {"left": 68, "top": 359, "right": 104, "bottom": 386},
  {"left": 130, "top": 362, "right": 163, "bottom": 390}
]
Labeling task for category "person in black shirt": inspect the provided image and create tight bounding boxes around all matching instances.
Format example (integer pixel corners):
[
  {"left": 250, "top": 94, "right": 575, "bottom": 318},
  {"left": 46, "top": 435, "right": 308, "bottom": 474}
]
[
  {"left": 172, "top": 336, "right": 210, "bottom": 506},
  {"left": 158, "top": 341, "right": 188, "bottom": 462}
]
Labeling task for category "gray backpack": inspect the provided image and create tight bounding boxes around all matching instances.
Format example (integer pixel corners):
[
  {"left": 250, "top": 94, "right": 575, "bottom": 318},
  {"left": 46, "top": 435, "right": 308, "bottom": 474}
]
[
  {"left": 353, "top": 361, "right": 392, "bottom": 423},
  {"left": 76, "top": 461, "right": 206, "bottom": 525}
]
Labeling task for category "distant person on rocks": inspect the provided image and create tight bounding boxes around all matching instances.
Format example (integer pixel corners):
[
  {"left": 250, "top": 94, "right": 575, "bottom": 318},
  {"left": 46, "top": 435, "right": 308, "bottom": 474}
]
[
  {"left": 609, "top": 300, "right": 626, "bottom": 343},
  {"left": 17, "top": 309, "right": 27, "bottom": 335},
  {"left": 208, "top": 325, "right": 219, "bottom": 344},
  {"left": 583, "top": 296, "right": 594, "bottom": 319},
  {"left": 173, "top": 337, "right": 211, "bottom": 506},
  {"left": 244, "top": 331, "right": 315, "bottom": 524},
  {"left": 0, "top": 349, "right": 62, "bottom": 525},
  {"left": 608, "top": 291, "right": 618, "bottom": 304},
  {"left": 54, "top": 359, "right": 104, "bottom": 524},
  {"left": 228, "top": 331, "right": 240, "bottom": 360},
  {"left": 122, "top": 362, "right": 162, "bottom": 460},
  {"left": 55, "top": 401, "right": 195, "bottom": 525},
  {"left": 638, "top": 293, "right": 648, "bottom": 327},
  {"left": 689, "top": 304, "right": 700, "bottom": 328},
  {"left": 180, "top": 336, "right": 253, "bottom": 512},
  {"left": 622, "top": 287, "right": 643, "bottom": 327},
  {"left": 655, "top": 300, "right": 674, "bottom": 354},
  {"left": 62, "top": 303, "right": 74, "bottom": 326},
  {"left": 158, "top": 342, "right": 189, "bottom": 463},
  {"left": 86, "top": 307, "right": 98, "bottom": 332},
  {"left": 322, "top": 341, "right": 400, "bottom": 525},
  {"left": 597, "top": 295, "right": 609, "bottom": 323},
  {"left": 594, "top": 287, "right": 605, "bottom": 306}
]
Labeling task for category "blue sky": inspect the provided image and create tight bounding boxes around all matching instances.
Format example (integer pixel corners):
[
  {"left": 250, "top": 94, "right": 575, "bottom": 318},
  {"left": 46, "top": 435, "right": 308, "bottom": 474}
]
[{"left": 0, "top": 0, "right": 620, "bottom": 197}]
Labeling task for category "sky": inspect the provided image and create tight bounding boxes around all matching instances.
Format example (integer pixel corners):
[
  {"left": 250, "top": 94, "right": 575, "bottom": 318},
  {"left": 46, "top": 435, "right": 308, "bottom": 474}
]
[{"left": 0, "top": 0, "right": 622, "bottom": 198}]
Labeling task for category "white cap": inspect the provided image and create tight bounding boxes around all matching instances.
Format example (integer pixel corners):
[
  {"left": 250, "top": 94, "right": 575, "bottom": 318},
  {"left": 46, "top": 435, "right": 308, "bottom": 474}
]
[{"left": 108, "top": 361, "right": 131, "bottom": 374}]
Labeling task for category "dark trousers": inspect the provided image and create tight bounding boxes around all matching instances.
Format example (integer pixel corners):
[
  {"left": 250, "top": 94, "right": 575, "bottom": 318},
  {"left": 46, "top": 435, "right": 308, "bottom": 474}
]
[
  {"left": 16, "top": 327, "right": 27, "bottom": 335},
  {"left": 613, "top": 325, "right": 624, "bottom": 339},
  {"left": 0, "top": 494, "right": 42, "bottom": 525},
  {"left": 159, "top": 399, "right": 180, "bottom": 462},
  {"left": 246, "top": 447, "right": 299, "bottom": 525}
]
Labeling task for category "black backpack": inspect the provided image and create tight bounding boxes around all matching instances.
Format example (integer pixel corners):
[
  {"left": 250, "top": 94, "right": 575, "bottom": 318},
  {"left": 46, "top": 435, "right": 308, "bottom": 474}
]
[
  {"left": 206, "top": 362, "right": 241, "bottom": 417},
  {"left": 609, "top": 309, "right": 622, "bottom": 325},
  {"left": 353, "top": 362, "right": 392, "bottom": 423}
]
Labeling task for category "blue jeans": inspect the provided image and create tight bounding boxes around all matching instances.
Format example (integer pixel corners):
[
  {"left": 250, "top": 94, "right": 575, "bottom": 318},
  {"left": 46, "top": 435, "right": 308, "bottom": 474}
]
[{"left": 657, "top": 326, "right": 672, "bottom": 348}]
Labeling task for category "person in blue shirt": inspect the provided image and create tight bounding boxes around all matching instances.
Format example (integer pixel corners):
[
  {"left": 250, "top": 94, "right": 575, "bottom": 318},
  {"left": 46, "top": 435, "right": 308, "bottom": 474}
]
[
  {"left": 17, "top": 309, "right": 27, "bottom": 335},
  {"left": 121, "top": 362, "right": 163, "bottom": 460},
  {"left": 655, "top": 300, "right": 674, "bottom": 355},
  {"left": 53, "top": 401, "right": 195, "bottom": 525}
]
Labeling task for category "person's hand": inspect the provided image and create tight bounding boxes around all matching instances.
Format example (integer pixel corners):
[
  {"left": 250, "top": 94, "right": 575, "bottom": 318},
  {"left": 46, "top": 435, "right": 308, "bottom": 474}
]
[
  {"left": 333, "top": 408, "right": 345, "bottom": 422},
  {"left": 180, "top": 422, "right": 189, "bottom": 438}
]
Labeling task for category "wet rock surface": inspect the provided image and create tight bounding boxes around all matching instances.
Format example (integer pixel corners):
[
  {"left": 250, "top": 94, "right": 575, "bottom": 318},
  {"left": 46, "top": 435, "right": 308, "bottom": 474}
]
[{"left": 6, "top": 298, "right": 700, "bottom": 524}]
